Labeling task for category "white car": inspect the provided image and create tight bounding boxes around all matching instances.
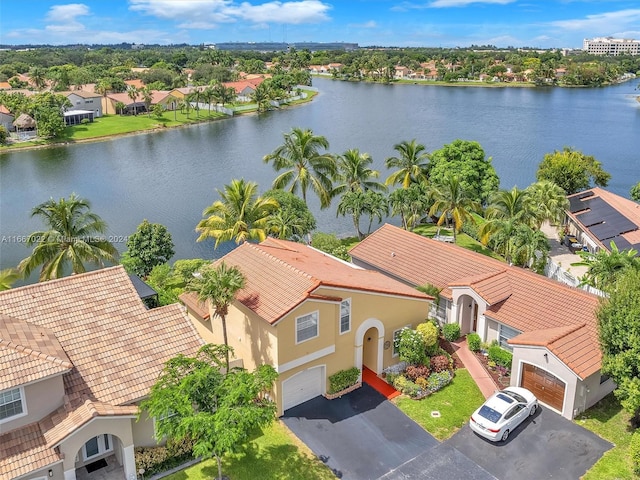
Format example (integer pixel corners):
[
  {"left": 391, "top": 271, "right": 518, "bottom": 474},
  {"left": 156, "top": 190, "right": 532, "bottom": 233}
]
[{"left": 469, "top": 386, "right": 538, "bottom": 442}]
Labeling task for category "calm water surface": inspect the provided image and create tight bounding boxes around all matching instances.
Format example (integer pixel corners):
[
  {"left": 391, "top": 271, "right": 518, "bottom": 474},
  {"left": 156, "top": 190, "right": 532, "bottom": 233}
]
[{"left": 1, "top": 77, "right": 639, "bottom": 277}]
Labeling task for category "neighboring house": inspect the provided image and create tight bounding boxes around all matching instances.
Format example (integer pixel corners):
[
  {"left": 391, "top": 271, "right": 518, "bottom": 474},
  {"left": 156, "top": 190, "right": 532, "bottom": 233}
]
[
  {"left": 0, "top": 105, "right": 15, "bottom": 132},
  {"left": 349, "top": 224, "right": 614, "bottom": 420},
  {"left": 394, "top": 66, "right": 411, "bottom": 79},
  {"left": 64, "top": 90, "right": 103, "bottom": 117},
  {"left": 0, "top": 82, "right": 11, "bottom": 90},
  {"left": 223, "top": 81, "right": 256, "bottom": 101},
  {"left": 0, "top": 266, "right": 203, "bottom": 480},
  {"left": 180, "top": 238, "right": 431, "bottom": 416},
  {"left": 101, "top": 91, "right": 178, "bottom": 115},
  {"left": 566, "top": 187, "right": 640, "bottom": 253}
]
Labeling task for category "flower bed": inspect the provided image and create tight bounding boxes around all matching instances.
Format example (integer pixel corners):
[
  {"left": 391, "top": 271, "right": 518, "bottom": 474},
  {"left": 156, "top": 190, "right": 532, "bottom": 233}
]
[{"left": 474, "top": 350, "right": 510, "bottom": 388}]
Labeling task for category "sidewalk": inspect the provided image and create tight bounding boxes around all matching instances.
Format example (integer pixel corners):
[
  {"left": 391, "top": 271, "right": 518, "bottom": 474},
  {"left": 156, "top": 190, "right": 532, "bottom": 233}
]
[{"left": 451, "top": 338, "right": 499, "bottom": 399}]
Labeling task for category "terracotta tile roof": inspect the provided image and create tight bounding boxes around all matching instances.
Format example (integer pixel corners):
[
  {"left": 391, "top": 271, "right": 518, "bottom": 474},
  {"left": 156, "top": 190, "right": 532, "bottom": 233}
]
[
  {"left": 179, "top": 291, "right": 210, "bottom": 320},
  {"left": 0, "top": 266, "right": 204, "bottom": 405},
  {"left": 223, "top": 81, "right": 256, "bottom": 94},
  {"left": 0, "top": 422, "right": 61, "bottom": 479},
  {"left": 0, "top": 314, "right": 72, "bottom": 390},
  {"left": 218, "top": 238, "right": 429, "bottom": 325},
  {"left": 350, "top": 224, "right": 602, "bottom": 379}
]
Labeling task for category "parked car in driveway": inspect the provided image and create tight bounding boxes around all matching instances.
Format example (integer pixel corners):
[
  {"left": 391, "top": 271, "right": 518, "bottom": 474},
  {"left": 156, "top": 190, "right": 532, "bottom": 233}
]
[
  {"left": 469, "top": 387, "right": 538, "bottom": 442},
  {"left": 563, "top": 234, "right": 583, "bottom": 253}
]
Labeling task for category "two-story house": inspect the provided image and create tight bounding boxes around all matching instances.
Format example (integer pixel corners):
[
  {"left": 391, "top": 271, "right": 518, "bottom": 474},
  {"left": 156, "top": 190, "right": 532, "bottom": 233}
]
[
  {"left": 0, "top": 266, "right": 203, "bottom": 480},
  {"left": 180, "top": 238, "right": 432, "bottom": 416}
]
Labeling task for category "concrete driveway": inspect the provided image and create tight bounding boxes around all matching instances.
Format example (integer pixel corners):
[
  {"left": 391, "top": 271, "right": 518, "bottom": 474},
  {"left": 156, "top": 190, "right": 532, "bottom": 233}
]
[
  {"left": 282, "top": 384, "right": 495, "bottom": 480},
  {"left": 446, "top": 407, "right": 612, "bottom": 480}
]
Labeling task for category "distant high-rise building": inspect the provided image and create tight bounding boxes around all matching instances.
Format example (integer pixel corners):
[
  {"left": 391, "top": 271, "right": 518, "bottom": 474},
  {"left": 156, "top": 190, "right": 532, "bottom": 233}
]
[{"left": 583, "top": 37, "right": 639, "bottom": 56}]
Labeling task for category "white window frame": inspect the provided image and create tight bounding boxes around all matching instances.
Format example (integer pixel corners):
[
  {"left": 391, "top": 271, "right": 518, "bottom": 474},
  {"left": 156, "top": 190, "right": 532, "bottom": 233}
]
[
  {"left": 0, "top": 386, "right": 27, "bottom": 423},
  {"left": 392, "top": 325, "right": 410, "bottom": 358},
  {"left": 498, "top": 324, "right": 520, "bottom": 351},
  {"left": 82, "top": 434, "right": 113, "bottom": 461},
  {"left": 296, "top": 311, "right": 319, "bottom": 344},
  {"left": 339, "top": 298, "right": 351, "bottom": 335}
]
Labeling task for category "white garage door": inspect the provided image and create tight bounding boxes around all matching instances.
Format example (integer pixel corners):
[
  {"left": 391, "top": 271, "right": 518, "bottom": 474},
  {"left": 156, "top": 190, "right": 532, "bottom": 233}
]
[{"left": 282, "top": 366, "right": 324, "bottom": 411}]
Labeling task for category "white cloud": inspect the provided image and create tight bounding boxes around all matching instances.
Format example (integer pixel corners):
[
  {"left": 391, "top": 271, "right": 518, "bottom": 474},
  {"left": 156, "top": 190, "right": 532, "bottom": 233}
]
[
  {"left": 129, "top": 0, "right": 330, "bottom": 26},
  {"left": 428, "top": 0, "right": 515, "bottom": 7},
  {"left": 549, "top": 8, "right": 640, "bottom": 32},
  {"left": 348, "top": 20, "right": 377, "bottom": 29},
  {"left": 45, "top": 3, "right": 90, "bottom": 22}
]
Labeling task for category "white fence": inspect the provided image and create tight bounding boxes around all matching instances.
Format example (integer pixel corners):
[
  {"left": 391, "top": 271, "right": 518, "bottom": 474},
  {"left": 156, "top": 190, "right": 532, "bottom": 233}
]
[{"left": 544, "top": 258, "right": 606, "bottom": 297}]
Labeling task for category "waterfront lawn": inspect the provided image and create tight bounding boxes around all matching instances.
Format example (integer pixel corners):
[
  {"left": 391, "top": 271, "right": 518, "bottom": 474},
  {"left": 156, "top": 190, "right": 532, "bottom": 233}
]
[
  {"left": 412, "top": 224, "right": 504, "bottom": 261},
  {"left": 395, "top": 369, "right": 485, "bottom": 441},
  {"left": 578, "top": 394, "right": 635, "bottom": 479},
  {"left": 163, "top": 421, "right": 334, "bottom": 480}
]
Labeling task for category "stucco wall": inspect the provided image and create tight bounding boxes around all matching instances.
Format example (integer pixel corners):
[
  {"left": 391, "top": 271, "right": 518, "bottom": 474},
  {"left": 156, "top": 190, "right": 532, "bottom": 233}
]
[
  {"left": 18, "top": 463, "right": 63, "bottom": 480},
  {"left": 485, "top": 319, "right": 499, "bottom": 344},
  {"left": 582, "top": 371, "right": 616, "bottom": 413},
  {"left": 2, "top": 375, "right": 65, "bottom": 432},
  {"left": 132, "top": 410, "right": 157, "bottom": 448}
]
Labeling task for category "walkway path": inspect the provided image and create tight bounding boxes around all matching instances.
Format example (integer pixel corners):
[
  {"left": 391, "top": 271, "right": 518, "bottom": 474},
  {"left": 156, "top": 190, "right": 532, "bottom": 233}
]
[{"left": 451, "top": 338, "right": 499, "bottom": 399}]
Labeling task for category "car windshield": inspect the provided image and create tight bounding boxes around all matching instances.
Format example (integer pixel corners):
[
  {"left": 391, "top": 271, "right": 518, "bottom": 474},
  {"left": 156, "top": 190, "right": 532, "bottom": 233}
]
[{"left": 477, "top": 405, "right": 502, "bottom": 423}]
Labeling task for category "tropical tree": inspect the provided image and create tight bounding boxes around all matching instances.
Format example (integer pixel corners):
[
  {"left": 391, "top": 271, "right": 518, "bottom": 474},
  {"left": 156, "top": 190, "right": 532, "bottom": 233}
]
[
  {"left": 572, "top": 242, "right": 640, "bottom": 290},
  {"left": 29, "top": 66, "right": 47, "bottom": 90},
  {"left": 251, "top": 81, "right": 272, "bottom": 112},
  {"left": 263, "top": 189, "right": 316, "bottom": 240},
  {"left": 141, "top": 87, "right": 153, "bottom": 117},
  {"left": 120, "top": 220, "right": 175, "bottom": 278},
  {"left": 597, "top": 268, "right": 640, "bottom": 421},
  {"left": 524, "top": 180, "right": 569, "bottom": 228},
  {"left": 384, "top": 139, "right": 430, "bottom": 188},
  {"left": 187, "top": 263, "right": 246, "bottom": 371},
  {"left": 478, "top": 187, "right": 535, "bottom": 244},
  {"left": 428, "top": 139, "right": 499, "bottom": 204},
  {"left": 388, "top": 182, "right": 432, "bottom": 230},
  {"left": 333, "top": 148, "right": 385, "bottom": 195},
  {"left": 536, "top": 147, "right": 611, "bottom": 195},
  {"left": 18, "top": 194, "right": 118, "bottom": 281},
  {"left": 0, "top": 268, "right": 20, "bottom": 291},
  {"left": 126, "top": 85, "right": 139, "bottom": 115},
  {"left": 429, "top": 174, "right": 480, "bottom": 243},
  {"left": 196, "top": 179, "right": 279, "bottom": 248},
  {"left": 484, "top": 218, "right": 520, "bottom": 264},
  {"left": 631, "top": 181, "right": 640, "bottom": 202},
  {"left": 511, "top": 224, "right": 550, "bottom": 270},
  {"left": 140, "top": 344, "right": 278, "bottom": 480},
  {"left": 263, "top": 128, "right": 336, "bottom": 209}
]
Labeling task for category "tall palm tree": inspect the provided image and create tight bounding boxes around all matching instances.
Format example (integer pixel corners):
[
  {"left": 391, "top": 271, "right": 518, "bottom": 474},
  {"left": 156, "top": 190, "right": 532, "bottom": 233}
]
[
  {"left": 384, "top": 139, "right": 430, "bottom": 188},
  {"left": 572, "top": 242, "right": 640, "bottom": 290},
  {"left": 525, "top": 180, "right": 569, "bottom": 228},
  {"left": 126, "top": 85, "right": 139, "bottom": 115},
  {"left": 479, "top": 187, "right": 536, "bottom": 243},
  {"left": 251, "top": 82, "right": 272, "bottom": 112},
  {"left": 333, "top": 148, "right": 386, "bottom": 195},
  {"left": 485, "top": 218, "right": 520, "bottom": 264},
  {"left": 196, "top": 179, "right": 279, "bottom": 248},
  {"left": 18, "top": 194, "right": 118, "bottom": 281},
  {"left": 337, "top": 190, "right": 368, "bottom": 240},
  {"left": 263, "top": 128, "right": 336, "bottom": 209},
  {"left": 512, "top": 224, "right": 550, "bottom": 270},
  {"left": 388, "top": 182, "right": 431, "bottom": 231},
  {"left": 429, "top": 174, "right": 480, "bottom": 243},
  {"left": 29, "top": 67, "right": 47, "bottom": 91},
  {"left": 188, "top": 262, "right": 246, "bottom": 371},
  {"left": 141, "top": 87, "right": 153, "bottom": 117}
]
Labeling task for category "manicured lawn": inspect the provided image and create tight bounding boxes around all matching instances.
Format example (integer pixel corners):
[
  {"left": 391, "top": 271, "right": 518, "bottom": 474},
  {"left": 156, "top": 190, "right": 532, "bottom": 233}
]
[
  {"left": 578, "top": 394, "right": 635, "bottom": 479},
  {"left": 162, "top": 421, "right": 334, "bottom": 480},
  {"left": 394, "top": 368, "right": 485, "bottom": 441},
  {"left": 412, "top": 224, "right": 504, "bottom": 261}
]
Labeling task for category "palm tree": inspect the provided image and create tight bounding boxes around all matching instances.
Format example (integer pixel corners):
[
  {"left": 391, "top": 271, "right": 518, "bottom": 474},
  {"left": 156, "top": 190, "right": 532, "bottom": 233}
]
[
  {"left": 18, "top": 194, "right": 118, "bottom": 281},
  {"left": 486, "top": 218, "right": 520, "bottom": 264},
  {"left": 263, "top": 128, "right": 336, "bottom": 209},
  {"left": 337, "top": 190, "right": 368, "bottom": 240},
  {"left": 251, "top": 82, "right": 272, "bottom": 112},
  {"left": 333, "top": 148, "right": 386, "bottom": 195},
  {"left": 429, "top": 174, "right": 480, "bottom": 243},
  {"left": 388, "top": 182, "right": 431, "bottom": 230},
  {"left": 0, "top": 268, "right": 20, "bottom": 291},
  {"left": 479, "top": 187, "right": 536, "bottom": 243},
  {"left": 525, "top": 180, "right": 569, "bottom": 228},
  {"left": 572, "top": 242, "right": 640, "bottom": 290},
  {"left": 29, "top": 67, "right": 47, "bottom": 91},
  {"left": 511, "top": 224, "right": 550, "bottom": 270},
  {"left": 141, "top": 87, "right": 153, "bottom": 117},
  {"left": 384, "top": 139, "right": 430, "bottom": 188},
  {"left": 126, "top": 86, "right": 139, "bottom": 115},
  {"left": 196, "top": 179, "right": 279, "bottom": 248},
  {"left": 203, "top": 84, "right": 214, "bottom": 117},
  {"left": 188, "top": 262, "right": 246, "bottom": 371},
  {"left": 267, "top": 210, "right": 306, "bottom": 240}
]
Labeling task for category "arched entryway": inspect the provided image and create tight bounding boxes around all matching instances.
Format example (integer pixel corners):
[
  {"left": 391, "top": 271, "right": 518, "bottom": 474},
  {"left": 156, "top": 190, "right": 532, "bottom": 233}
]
[
  {"left": 457, "top": 294, "right": 479, "bottom": 335},
  {"left": 355, "top": 318, "right": 385, "bottom": 375},
  {"left": 73, "top": 433, "right": 126, "bottom": 479}
]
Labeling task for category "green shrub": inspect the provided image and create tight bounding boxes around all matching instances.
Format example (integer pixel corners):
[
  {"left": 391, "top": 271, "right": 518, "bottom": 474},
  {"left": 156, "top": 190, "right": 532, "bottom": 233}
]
[
  {"left": 467, "top": 333, "right": 482, "bottom": 352},
  {"left": 417, "top": 322, "right": 439, "bottom": 350},
  {"left": 415, "top": 377, "right": 429, "bottom": 390},
  {"left": 488, "top": 345, "right": 513, "bottom": 368},
  {"left": 430, "top": 355, "right": 451, "bottom": 373},
  {"left": 630, "top": 430, "right": 640, "bottom": 475},
  {"left": 393, "top": 375, "right": 421, "bottom": 397},
  {"left": 405, "top": 364, "right": 430, "bottom": 381},
  {"left": 328, "top": 367, "right": 360, "bottom": 394},
  {"left": 442, "top": 323, "right": 461, "bottom": 342},
  {"left": 395, "top": 327, "right": 428, "bottom": 366},
  {"left": 426, "top": 370, "right": 453, "bottom": 393},
  {"left": 135, "top": 437, "right": 194, "bottom": 476}
]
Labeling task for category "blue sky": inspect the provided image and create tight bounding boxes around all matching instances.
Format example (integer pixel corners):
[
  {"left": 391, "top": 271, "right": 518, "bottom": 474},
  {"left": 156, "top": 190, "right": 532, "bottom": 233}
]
[{"left": 1, "top": 1, "right": 639, "bottom": 49}]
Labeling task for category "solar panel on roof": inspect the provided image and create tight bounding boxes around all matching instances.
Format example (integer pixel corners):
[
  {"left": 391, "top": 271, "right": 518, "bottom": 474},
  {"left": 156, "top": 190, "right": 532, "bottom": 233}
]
[
  {"left": 568, "top": 191, "right": 595, "bottom": 213},
  {"left": 590, "top": 223, "right": 620, "bottom": 241},
  {"left": 609, "top": 236, "right": 633, "bottom": 251}
]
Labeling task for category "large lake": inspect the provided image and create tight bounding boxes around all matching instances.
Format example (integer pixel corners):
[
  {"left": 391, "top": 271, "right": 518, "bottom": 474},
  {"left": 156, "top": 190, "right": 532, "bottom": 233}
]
[{"left": 1, "top": 77, "right": 639, "bottom": 277}]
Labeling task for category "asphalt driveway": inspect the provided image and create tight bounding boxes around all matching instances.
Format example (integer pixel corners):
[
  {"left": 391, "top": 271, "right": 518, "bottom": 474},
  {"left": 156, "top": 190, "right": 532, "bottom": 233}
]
[
  {"left": 282, "top": 384, "right": 494, "bottom": 480},
  {"left": 446, "top": 406, "right": 613, "bottom": 480}
]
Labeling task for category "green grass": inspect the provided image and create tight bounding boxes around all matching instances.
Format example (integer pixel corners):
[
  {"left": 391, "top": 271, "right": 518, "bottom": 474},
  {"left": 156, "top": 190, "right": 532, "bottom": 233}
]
[
  {"left": 394, "top": 369, "right": 485, "bottom": 440},
  {"left": 578, "top": 394, "right": 635, "bottom": 479},
  {"left": 412, "top": 224, "right": 505, "bottom": 261},
  {"left": 163, "top": 421, "right": 335, "bottom": 480}
]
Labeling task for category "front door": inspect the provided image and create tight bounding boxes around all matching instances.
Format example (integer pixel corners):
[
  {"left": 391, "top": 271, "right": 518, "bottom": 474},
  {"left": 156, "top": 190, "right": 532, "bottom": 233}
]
[{"left": 473, "top": 303, "right": 478, "bottom": 332}]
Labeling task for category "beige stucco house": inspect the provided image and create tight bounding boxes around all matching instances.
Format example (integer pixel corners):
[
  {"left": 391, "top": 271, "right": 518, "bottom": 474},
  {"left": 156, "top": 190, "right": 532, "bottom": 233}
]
[
  {"left": 349, "top": 224, "right": 615, "bottom": 420},
  {"left": 180, "top": 238, "right": 432, "bottom": 416},
  {"left": 0, "top": 266, "right": 203, "bottom": 480}
]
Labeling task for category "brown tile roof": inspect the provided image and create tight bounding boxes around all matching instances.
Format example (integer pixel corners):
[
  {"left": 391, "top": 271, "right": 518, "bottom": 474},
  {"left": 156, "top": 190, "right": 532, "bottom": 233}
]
[
  {"left": 0, "top": 314, "right": 72, "bottom": 390},
  {"left": 179, "top": 291, "right": 210, "bottom": 319},
  {"left": 0, "top": 266, "right": 204, "bottom": 405},
  {"left": 218, "top": 238, "right": 430, "bottom": 325},
  {"left": 350, "top": 224, "right": 602, "bottom": 379},
  {"left": 0, "top": 422, "right": 61, "bottom": 479}
]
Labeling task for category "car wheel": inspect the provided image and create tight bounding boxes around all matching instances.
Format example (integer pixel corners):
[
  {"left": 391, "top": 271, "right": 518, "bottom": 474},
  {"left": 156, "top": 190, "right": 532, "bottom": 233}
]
[
  {"left": 501, "top": 429, "right": 510, "bottom": 442},
  {"left": 529, "top": 404, "right": 537, "bottom": 416}
]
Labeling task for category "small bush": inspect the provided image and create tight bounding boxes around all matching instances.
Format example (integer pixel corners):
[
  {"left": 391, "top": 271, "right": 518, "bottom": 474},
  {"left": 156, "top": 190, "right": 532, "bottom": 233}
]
[
  {"left": 630, "top": 430, "right": 640, "bottom": 475},
  {"left": 383, "top": 361, "right": 407, "bottom": 376},
  {"left": 393, "top": 375, "right": 421, "bottom": 397},
  {"left": 395, "top": 328, "right": 428, "bottom": 366},
  {"left": 417, "top": 322, "right": 439, "bottom": 350},
  {"left": 442, "top": 323, "right": 461, "bottom": 342},
  {"left": 467, "top": 333, "right": 482, "bottom": 352},
  {"left": 488, "top": 345, "right": 513, "bottom": 368},
  {"left": 427, "top": 370, "right": 453, "bottom": 393},
  {"left": 135, "top": 437, "right": 194, "bottom": 476},
  {"left": 405, "top": 364, "right": 431, "bottom": 382},
  {"left": 430, "top": 355, "right": 451, "bottom": 373},
  {"left": 415, "top": 377, "right": 429, "bottom": 390},
  {"left": 328, "top": 367, "right": 360, "bottom": 394}
]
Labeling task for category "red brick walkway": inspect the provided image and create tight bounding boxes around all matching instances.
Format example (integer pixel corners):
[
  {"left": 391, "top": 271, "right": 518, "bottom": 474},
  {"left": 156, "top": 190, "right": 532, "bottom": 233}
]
[
  {"left": 362, "top": 366, "right": 401, "bottom": 399},
  {"left": 451, "top": 337, "right": 500, "bottom": 399}
]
